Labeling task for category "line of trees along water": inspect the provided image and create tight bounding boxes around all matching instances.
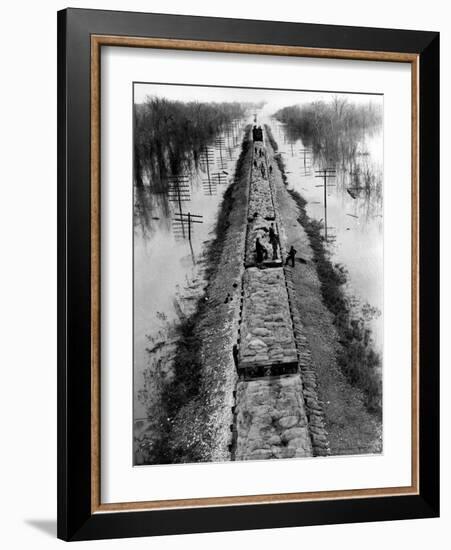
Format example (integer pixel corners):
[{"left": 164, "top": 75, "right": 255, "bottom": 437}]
[
  {"left": 274, "top": 98, "right": 382, "bottom": 183},
  {"left": 134, "top": 97, "right": 249, "bottom": 191}
]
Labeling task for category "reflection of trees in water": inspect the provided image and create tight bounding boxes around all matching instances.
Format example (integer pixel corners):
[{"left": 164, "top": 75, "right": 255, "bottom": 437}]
[
  {"left": 135, "top": 98, "right": 244, "bottom": 186},
  {"left": 134, "top": 184, "right": 172, "bottom": 239},
  {"left": 275, "top": 97, "right": 383, "bottom": 204},
  {"left": 353, "top": 190, "right": 383, "bottom": 224},
  {"left": 335, "top": 167, "right": 383, "bottom": 223},
  {"left": 276, "top": 98, "right": 381, "bottom": 160},
  {"left": 133, "top": 97, "right": 251, "bottom": 234}
]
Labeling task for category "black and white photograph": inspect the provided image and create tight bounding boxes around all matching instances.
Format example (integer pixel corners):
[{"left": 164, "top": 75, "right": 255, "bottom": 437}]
[
  {"left": 0, "top": 0, "right": 445, "bottom": 545},
  {"left": 133, "top": 83, "right": 384, "bottom": 466}
]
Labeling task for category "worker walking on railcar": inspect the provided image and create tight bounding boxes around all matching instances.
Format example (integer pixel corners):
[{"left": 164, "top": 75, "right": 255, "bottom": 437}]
[
  {"left": 255, "top": 237, "right": 268, "bottom": 263},
  {"left": 269, "top": 223, "right": 279, "bottom": 260}
]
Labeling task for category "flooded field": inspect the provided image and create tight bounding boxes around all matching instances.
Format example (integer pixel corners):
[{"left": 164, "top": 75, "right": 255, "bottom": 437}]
[
  {"left": 132, "top": 85, "right": 383, "bottom": 465},
  {"left": 266, "top": 116, "right": 383, "bottom": 352},
  {"left": 134, "top": 122, "right": 246, "bottom": 420}
]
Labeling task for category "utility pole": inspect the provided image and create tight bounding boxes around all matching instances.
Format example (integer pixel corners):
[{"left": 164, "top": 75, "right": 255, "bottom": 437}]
[
  {"left": 299, "top": 148, "right": 312, "bottom": 172},
  {"left": 315, "top": 168, "right": 336, "bottom": 241},
  {"left": 173, "top": 212, "right": 203, "bottom": 243},
  {"left": 205, "top": 146, "right": 211, "bottom": 186},
  {"left": 216, "top": 137, "right": 224, "bottom": 167},
  {"left": 202, "top": 146, "right": 216, "bottom": 195},
  {"left": 167, "top": 175, "right": 190, "bottom": 239}
]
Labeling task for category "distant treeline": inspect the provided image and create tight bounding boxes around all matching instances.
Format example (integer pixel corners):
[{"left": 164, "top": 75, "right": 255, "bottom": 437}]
[
  {"left": 274, "top": 98, "right": 382, "bottom": 169},
  {"left": 134, "top": 97, "right": 247, "bottom": 190}
]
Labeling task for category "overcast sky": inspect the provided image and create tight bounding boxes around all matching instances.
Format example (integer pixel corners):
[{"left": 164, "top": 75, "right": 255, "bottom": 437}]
[{"left": 133, "top": 82, "right": 382, "bottom": 117}]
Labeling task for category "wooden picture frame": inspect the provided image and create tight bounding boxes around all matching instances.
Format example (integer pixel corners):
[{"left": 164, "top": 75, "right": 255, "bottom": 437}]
[{"left": 58, "top": 7, "right": 439, "bottom": 541}]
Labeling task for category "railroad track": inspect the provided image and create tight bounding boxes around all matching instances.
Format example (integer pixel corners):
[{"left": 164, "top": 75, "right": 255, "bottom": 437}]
[{"left": 230, "top": 131, "right": 330, "bottom": 461}]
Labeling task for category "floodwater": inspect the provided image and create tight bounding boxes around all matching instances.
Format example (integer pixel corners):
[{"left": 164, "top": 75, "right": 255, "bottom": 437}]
[
  {"left": 133, "top": 123, "right": 246, "bottom": 419},
  {"left": 266, "top": 118, "right": 384, "bottom": 353},
  {"left": 133, "top": 111, "right": 384, "bottom": 422}
]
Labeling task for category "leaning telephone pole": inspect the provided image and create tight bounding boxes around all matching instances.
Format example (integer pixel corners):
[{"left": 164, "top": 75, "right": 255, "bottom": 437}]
[
  {"left": 315, "top": 168, "right": 336, "bottom": 241},
  {"left": 172, "top": 212, "right": 203, "bottom": 242},
  {"left": 167, "top": 175, "right": 191, "bottom": 238}
]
